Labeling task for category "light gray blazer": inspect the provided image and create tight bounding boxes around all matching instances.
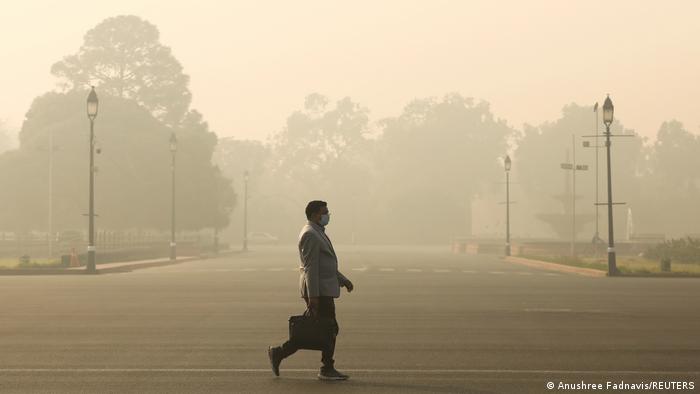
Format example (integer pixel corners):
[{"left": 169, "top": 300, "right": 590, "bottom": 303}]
[{"left": 298, "top": 221, "right": 349, "bottom": 298}]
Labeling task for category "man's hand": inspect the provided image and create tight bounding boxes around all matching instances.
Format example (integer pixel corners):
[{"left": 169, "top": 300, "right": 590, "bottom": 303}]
[
  {"left": 307, "top": 296, "right": 320, "bottom": 316},
  {"left": 343, "top": 279, "right": 354, "bottom": 293}
]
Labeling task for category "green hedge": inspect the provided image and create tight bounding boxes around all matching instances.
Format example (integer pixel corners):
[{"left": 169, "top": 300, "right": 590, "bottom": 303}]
[{"left": 645, "top": 237, "right": 700, "bottom": 264}]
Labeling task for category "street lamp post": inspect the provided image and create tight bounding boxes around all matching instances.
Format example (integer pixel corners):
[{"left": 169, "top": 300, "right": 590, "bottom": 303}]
[
  {"left": 583, "top": 103, "right": 604, "bottom": 257},
  {"left": 243, "top": 170, "right": 249, "bottom": 252},
  {"left": 602, "top": 95, "right": 618, "bottom": 275},
  {"left": 86, "top": 87, "right": 98, "bottom": 273},
  {"left": 170, "top": 133, "right": 177, "bottom": 261},
  {"left": 504, "top": 155, "right": 511, "bottom": 256},
  {"left": 593, "top": 102, "right": 601, "bottom": 250}
]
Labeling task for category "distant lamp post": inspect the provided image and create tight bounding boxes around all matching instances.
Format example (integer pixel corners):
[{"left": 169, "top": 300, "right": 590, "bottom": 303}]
[
  {"left": 243, "top": 170, "right": 249, "bottom": 252},
  {"left": 602, "top": 95, "right": 618, "bottom": 275},
  {"left": 582, "top": 102, "right": 604, "bottom": 257},
  {"left": 170, "top": 132, "right": 177, "bottom": 261},
  {"left": 86, "top": 87, "right": 98, "bottom": 273},
  {"left": 504, "top": 155, "right": 512, "bottom": 256},
  {"left": 560, "top": 136, "right": 588, "bottom": 257}
]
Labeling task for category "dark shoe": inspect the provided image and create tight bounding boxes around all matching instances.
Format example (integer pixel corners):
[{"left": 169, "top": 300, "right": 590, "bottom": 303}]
[
  {"left": 318, "top": 367, "right": 349, "bottom": 381},
  {"left": 267, "top": 346, "right": 281, "bottom": 376}
]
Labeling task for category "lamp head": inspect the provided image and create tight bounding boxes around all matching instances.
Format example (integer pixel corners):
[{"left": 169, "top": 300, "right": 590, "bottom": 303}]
[
  {"left": 87, "top": 86, "right": 98, "bottom": 120},
  {"left": 244, "top": 170, "right": 250, "bottom": 182},
  {"left": 603, "top": 95, "right": 614, "bottom": 127},
  {"left": 169, "top": 133, "right": 177, "bottom": 152},
  {"left": 504, "top": 155, "right": 511, "bottom": 172}
]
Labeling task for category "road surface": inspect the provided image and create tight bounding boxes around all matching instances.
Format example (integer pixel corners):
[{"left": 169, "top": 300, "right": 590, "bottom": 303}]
[{"left": 0, "top": 245, "right": 697, "bottom": 393}]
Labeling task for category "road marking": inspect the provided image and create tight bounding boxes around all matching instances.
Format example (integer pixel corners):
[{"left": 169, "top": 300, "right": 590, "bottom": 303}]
[
  {"left": 406, "top": 268, "right": 422, "bottom": 272},
  {"left": 265, "top": 268, "right": 284, "bottom": 271},
  {"left": 0, "top": 368, "right": 696, "bottom": 375},
  {"left": 544, "top": 272, "right": 561, "bottom": 276},
  {"left": 351, "top": 267, "right": 367, "bottom": 272},
  {"left": 516, "top": 272, "right": 533, "bottom": 275},
  {"left": 240, "top": 268, "right": 257, "bottom": 272},
  {"left": 433, "top": 269, "right": 450, "bottom": 273},
  {"left": 524, "top": 308, "right": 573, "bottom": 313},
  {"left": 214, "top": 269, "right": 233, "bottom": 272},
  {"left": 379, "top": 268, "right": 395, "bottom": 272},
  {"left": 462, "top": 270, "right": 477, "bottom": 274},
  {"left": 489, "top": 271, "right": 505, "bottom": 274}
]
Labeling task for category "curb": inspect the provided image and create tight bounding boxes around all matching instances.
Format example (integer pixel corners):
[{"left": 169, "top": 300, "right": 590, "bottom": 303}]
[
  {"left": 0, "top": 258, "right": 198, "bottom": 276},
  {"left": 504, "top": 256, "right": 607, "bottom": 277},
  {"left": 96, "top": 256, "right": 202, "bottom": 274},
  {"left": 0, "top": 268, "right": 86, "bottom": 276},
  {"left": 0, "top": 249, "right": 242, "bottom": 276},
  {"left": 0, "top": 257, "right": 201, "bottom": 276}
]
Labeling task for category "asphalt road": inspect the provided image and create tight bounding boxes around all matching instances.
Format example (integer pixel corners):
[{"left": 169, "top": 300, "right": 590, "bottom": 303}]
[{"left": 0, "top": 245, "right": 698, "bottom": 393}]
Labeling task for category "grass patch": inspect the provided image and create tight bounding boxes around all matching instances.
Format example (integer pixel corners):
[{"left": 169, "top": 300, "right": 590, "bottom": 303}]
[
  {"left": 0, "top": 257, "right": 65, "bottom": 269},
  {"left": 521, "top": 254, "right": 700, "bottom": 276},
  {"left": 522, "top": 254, "right": 607, "bottom": 271}
]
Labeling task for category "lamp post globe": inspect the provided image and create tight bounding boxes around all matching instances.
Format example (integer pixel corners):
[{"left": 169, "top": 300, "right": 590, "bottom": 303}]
[
  {"left": 603, "top": 95, "right": 614, "bottom": 127},
  {"left": 87, "top": 86, "right": 98, "bottom": 120},
  {"left": 170, "top": 132, "right": 177, "bottom": 153}
]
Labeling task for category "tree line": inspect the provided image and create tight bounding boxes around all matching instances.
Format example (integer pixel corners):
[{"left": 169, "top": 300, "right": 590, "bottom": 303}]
[
  {"left": 1, "top": 15, "right": 697, "bottom": 245},
  {"left": 218, "top": 93, "right": 699, "bottom": 244}
]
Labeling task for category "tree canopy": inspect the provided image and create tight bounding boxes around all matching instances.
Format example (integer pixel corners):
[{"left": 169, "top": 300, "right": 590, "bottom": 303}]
[
  {"left": 513, "top": 103, "right": 644, "bottom": 239},
  {"left": 51, "top": 15, "right": 191, "bottom": 126},
  {"left": 0, "top": 90, "right": 231, "bottom": 233},
  {"left": 373, "top": 93, "right": 513, "bottom": 242}
]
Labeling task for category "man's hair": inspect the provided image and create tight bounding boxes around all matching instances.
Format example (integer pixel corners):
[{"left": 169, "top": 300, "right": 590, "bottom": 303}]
[{"left": 305, "top": 200, "right": 327, "bottom": 219}]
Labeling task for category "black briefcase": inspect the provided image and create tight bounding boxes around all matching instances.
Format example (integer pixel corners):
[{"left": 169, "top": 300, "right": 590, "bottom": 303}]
[{"left": 288, "top": 312, "right": 335, "bottom": 351}]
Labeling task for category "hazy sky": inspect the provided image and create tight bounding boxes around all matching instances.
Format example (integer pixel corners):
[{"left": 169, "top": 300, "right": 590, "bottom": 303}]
[{"left": 2, "top": 0, "right": 699, "bottom": 142}]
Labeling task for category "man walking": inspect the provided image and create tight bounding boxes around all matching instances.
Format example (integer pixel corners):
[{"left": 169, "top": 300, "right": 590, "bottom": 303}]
[{"left": 268, "top": 200, "right": 354, "bottom": 380}]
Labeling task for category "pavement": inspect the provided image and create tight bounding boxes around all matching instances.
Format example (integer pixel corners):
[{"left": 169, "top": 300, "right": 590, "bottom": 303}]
[{"left": 0, "top": 245, "right": 697, "bottom": 393}]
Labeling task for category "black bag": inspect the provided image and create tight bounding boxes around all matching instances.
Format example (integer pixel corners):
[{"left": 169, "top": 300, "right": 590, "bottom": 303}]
[{"left": 288, "top": 311, "right": 335, "bottom": 351}]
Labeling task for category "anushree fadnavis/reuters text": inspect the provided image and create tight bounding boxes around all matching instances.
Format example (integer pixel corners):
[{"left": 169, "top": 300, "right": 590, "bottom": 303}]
[{"left": 549, "top": 381, "right": 695, "bottom": 390}]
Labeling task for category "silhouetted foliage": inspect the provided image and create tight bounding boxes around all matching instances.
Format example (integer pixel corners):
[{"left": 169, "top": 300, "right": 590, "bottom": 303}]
[
  {"left": 51, "top": 15, "right": 191, "bottom": 126},
  {"left": 646, "top": 237, "right": 700, "bottom": 263},
  {"left": 638, "top": 121, "right": 700, "bottom": 236},
  {"left": 374, "top": 93, "right": 513, "bottom": 242},
  {"left": 514, "top": 103, "right": 644, "bottom": 239},
  {"left": 0, "top": 90, "right": 233, "bottom": 232}
]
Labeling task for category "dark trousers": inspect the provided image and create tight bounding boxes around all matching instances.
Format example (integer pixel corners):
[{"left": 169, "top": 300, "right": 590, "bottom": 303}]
[{"left": 278, "top": 296, "right": 338, "bottom": 368}]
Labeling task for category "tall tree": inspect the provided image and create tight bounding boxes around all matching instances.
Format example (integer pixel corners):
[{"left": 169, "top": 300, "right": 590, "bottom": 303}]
[
  {"left": 271, "top": 93, "right": 371, "bottom": 191},
  {"left": 638, "top": 121, "right": 700, "bottom": 236},
  {"left": 213, "top": 138, "right": 271, "bottom": 241},
  {"left": 374, "top": 93, "right": 513, "bottom": 242},
  {"left": 269, "top": 94, "right": 374, "bottom": 241},
  {"left": 0, "top": 90, "right": 233, "bottom": 233},
  {"left": 51, "top": 15, "right": 191, "bottom": 126},
  {"left": 514, "top": 103, "right": 644, "bottom": 239}
]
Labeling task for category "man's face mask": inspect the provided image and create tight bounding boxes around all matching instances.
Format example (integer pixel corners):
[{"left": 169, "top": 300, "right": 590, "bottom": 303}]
[{"left": 320, "top": 213, "right": 330, "bottom": 226}]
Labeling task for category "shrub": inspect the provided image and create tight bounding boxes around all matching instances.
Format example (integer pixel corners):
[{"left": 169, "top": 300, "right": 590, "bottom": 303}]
[{"left": 645, "top": 237, "right": 700, "bottom": 264}]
